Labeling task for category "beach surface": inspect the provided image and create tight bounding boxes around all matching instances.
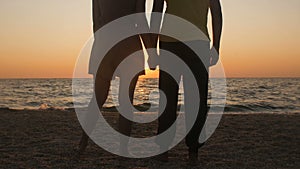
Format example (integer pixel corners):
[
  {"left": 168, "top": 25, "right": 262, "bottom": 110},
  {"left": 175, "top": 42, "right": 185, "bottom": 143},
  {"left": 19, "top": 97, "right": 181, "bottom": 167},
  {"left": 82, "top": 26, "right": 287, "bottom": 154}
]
[{"left": 1, "top": 109, "right": 299, "bottom": 169}]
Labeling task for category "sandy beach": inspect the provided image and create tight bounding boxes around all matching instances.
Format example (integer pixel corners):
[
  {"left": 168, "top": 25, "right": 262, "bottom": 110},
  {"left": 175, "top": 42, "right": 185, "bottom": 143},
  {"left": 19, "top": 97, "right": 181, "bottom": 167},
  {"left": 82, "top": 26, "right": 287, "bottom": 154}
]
[{"left": 0, "top": 109, "right": 299, "bottom": 169}]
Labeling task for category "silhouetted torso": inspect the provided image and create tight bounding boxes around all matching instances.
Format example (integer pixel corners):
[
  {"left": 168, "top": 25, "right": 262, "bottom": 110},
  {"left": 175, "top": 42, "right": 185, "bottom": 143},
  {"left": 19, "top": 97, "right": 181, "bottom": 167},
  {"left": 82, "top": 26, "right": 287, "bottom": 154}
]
[
  {"left": 89, "top": 0, "right": 145, "bottom": 77},
  {"left": 93, "top": 0, "right": 139, "bottom": 32},
  {"left": 161, "top": 0, "right": 210, "bottom": 42}
]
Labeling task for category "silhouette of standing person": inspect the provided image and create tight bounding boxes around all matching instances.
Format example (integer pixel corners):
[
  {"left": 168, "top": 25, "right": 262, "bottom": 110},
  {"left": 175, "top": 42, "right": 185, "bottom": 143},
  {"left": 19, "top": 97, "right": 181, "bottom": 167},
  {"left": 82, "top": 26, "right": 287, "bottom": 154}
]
[
  {"left": 149, "top": 0, "right": 223, "bottom": 162},
  {"left": 78, "top": 0, "right": 154, "bottom": 156}
]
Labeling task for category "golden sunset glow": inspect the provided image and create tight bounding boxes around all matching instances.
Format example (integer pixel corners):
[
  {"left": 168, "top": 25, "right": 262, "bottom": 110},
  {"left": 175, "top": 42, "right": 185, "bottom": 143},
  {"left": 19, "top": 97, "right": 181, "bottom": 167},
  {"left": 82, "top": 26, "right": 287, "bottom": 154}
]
[{"left": 0, "top": 0, "right": 300, "bottom": 78}]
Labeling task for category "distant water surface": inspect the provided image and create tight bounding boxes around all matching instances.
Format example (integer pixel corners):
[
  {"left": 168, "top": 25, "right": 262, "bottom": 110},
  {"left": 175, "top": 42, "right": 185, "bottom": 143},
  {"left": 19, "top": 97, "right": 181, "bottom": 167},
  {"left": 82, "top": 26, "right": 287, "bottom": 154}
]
[{"left": 0, "top": 78, "right": 299, "bottom": 113}]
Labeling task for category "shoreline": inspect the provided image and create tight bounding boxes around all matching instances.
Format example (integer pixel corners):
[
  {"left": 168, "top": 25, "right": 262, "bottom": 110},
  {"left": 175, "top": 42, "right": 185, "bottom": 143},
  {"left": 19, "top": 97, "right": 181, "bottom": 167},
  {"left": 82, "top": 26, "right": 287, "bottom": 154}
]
[{"left": 0, "top": 107, "right": 298, "bottom": 115}]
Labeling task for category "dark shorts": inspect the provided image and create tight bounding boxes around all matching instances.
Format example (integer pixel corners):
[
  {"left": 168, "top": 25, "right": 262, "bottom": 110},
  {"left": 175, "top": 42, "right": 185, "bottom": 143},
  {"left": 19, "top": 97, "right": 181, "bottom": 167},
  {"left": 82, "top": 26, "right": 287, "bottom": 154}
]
[{"left": 89, "top": 35, "right": 145, "bottom": 81}]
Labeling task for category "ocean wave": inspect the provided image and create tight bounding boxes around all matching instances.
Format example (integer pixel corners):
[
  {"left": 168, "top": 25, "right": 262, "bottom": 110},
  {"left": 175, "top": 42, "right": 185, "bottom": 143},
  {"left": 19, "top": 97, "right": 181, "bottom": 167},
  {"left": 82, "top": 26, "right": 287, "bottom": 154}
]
[
  {"left": 1, "top": 78, "right": 299, "bottom": 114},
  {"left": 1, "top": 102, "right": 298, "bottom": 114}
]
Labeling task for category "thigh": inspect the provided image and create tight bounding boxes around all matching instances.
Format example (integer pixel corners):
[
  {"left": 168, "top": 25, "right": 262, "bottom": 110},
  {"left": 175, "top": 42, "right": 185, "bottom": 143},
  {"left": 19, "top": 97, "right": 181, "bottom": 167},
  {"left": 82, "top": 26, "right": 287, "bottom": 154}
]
[
  {"left": 159, "top": 70, "right": 181, "bottom": 107},
  {"left": 94, "top": 35, "right": 143, "bottom": 80},
  {"left": 159, "top": 42, "right": 184, "bottom": 114}
]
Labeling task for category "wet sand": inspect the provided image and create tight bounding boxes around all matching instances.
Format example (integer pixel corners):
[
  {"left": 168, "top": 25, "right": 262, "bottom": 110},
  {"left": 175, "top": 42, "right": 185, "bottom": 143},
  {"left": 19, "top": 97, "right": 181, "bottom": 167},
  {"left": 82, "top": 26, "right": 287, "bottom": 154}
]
[{"left": 0, "top": 109, "right": 299, "bottom": 169}]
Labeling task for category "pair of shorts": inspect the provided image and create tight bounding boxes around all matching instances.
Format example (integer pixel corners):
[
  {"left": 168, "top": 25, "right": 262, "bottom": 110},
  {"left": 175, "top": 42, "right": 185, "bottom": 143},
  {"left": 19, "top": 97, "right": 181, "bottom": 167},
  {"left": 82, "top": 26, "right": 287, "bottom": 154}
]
[{"left": 89, "top": 35, "right": 145, "bottom": 81}]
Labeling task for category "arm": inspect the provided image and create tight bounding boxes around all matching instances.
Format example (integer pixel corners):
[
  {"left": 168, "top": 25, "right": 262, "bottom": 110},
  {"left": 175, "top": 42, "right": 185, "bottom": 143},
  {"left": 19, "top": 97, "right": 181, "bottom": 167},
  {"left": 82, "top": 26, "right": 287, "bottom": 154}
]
[
  {"left": 136, "top": 0, "right": 154, "bottom": 48},
  {"left": 150, "top": 0, "right": 165, "bottom": 44},
  {"left": 147, "top": 0, "right": 165, "bottom": 70},
  {"left": 135, "top": 0, "right": 148, "bottom": 30},
  {"left": 92, "top": 0, "right": 102, "bottom": 33},
  {"left": 210, "top": 0, "right": 223, "bottom": 66}
]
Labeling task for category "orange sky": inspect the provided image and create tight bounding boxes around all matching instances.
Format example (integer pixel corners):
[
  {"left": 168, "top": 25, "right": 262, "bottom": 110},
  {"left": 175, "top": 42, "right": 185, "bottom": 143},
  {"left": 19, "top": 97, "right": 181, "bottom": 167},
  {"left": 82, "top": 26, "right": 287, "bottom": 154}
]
[{"left": 0, "top": 0, "right": 300, "bottom": 78}]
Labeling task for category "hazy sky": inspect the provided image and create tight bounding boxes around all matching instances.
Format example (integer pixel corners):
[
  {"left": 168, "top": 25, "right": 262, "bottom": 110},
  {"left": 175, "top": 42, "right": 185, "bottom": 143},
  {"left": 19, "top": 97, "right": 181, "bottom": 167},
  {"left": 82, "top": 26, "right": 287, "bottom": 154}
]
[{"left": 0, "top": 0, "right": 299, "bottom": 78}]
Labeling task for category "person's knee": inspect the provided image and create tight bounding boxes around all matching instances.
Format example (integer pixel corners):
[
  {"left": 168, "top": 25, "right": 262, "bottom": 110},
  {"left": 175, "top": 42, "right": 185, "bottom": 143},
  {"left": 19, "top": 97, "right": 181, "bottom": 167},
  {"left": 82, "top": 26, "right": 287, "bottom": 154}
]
[{"left": 94, "top": 79, "right": 110, "bottom": 105}]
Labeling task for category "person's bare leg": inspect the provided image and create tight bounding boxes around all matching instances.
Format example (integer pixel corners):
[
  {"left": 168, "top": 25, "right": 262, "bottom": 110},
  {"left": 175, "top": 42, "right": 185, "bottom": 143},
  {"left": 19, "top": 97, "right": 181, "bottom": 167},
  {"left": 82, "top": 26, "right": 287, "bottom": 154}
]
[
  {"left": 78, "top": 76, "right": 111, "bottom": 155},
  {"left": 118, "top": 75, "right": 139, "bottom": 156}
]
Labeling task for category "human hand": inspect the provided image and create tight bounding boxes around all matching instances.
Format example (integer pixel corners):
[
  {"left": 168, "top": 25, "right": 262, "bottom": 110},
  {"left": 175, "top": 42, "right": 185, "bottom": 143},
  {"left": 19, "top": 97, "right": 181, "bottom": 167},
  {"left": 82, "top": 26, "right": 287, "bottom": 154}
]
[
  {"left": 210, "top": 47, "right": 220, "bottom": 66},
  {"left": 147, "top": 48, "right": 159, "bottom": 70},
  {"left": 143, "top": 34, "right": 159, "bottom": 70}
]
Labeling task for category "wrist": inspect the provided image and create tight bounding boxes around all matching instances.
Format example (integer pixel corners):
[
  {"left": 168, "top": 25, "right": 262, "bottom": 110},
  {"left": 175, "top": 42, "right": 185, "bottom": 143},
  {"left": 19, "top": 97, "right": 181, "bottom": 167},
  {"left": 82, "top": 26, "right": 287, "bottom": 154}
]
[{"left": 212, "top": 44, "right": 220, "bottom": 53}]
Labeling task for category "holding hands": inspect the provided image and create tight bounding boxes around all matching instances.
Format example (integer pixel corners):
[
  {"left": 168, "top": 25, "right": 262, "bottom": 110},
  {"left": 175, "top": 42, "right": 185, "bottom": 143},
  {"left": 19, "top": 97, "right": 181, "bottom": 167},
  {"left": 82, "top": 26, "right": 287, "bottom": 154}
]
[{"left": 143, "top": 34, "right": 159, "bottom": 70}]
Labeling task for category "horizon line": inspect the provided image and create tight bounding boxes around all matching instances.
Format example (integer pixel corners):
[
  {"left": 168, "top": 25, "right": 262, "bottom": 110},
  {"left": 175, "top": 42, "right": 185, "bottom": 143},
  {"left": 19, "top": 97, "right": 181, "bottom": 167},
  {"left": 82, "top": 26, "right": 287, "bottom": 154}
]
[{"left": 0, "top": 76, "right": 300, "bottom": 80}]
